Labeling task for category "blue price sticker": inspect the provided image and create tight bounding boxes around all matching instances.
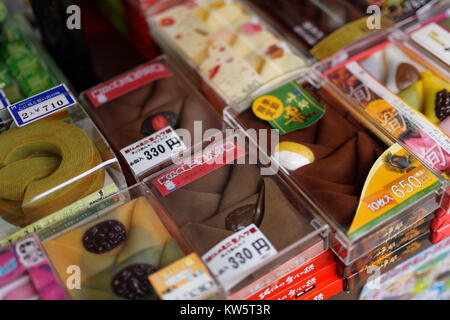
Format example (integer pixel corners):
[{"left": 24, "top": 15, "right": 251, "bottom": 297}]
[
  {"left": 7, "top": 84, "right": 75, "bottom": 127},
  {"left": 0, "top": 89, "right": 10, "bottom": 109}
]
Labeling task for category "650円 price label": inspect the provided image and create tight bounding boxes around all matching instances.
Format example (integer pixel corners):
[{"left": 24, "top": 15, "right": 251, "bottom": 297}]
[
  {"left": 202, "top": 224, "right": 278, "bottom": 291},
  {"left": 120, "top": 126, "right": 186, "bottom": 176}
]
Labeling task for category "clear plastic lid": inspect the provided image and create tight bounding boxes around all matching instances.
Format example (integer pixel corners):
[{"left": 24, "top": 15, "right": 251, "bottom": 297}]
[
  {"left": 224, "top": 69, "right": 444, "bottom": 265},
  {"left": 142, "top": 131, "right": 329, "bottom": 298},
  {"left": 0, "top": 97, "right": 126, "bottom": 246},
  {"left": 314, "top": 24, "right": 450, "bottom": 186},
  {"left": 80, "top": 55, "right": 224, "bottom": 185},
  {"left": 148, "top": 0, "right": 314, "bottom": 111},
  {"left": 37, "top": 183, "right": 219, "bottom": 300}
]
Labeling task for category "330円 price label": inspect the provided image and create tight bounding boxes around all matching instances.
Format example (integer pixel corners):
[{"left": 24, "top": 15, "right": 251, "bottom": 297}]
[
  {"left": 120, "top": 126, "right": 186, "bottom": 176},
  {"left": 202, "top": 224, "right": 278, "bottom": 291}
]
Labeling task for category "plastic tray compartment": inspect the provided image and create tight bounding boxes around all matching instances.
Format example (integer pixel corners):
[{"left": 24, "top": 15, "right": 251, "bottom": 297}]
[
  {"left": 143, "top": 131, "right": 329, "bottom": 299},
  {"left": 223, "top": 69, "right": 444, "bottom": 266},
  {"left": 0, "top": 100, "right": 127, "bottom": 246},
  {"left": 314, "top": 26, "right": 450, "bottom": 188},
  {"left": 79, "top": 55, "right": 224, "bottom": 185},
  {"left": 147, "top": 0, "right": 314, "bottom": 113},
  {"left": 37, "top": 182, "right": 217, "bottom": 300}
]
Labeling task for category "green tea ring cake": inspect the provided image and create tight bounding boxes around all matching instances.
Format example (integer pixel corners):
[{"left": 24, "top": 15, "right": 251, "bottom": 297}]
[{"left": 0, "top": 120, "right": 105, "bottom": 224}]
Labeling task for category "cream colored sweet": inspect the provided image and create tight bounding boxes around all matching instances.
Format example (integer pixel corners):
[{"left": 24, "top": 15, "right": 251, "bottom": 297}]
[
  {"left": 154, "top": 4, "right": 209, "bottom": 64},
  {"left": 205, "top": 1, "right": 245, "bottom": 33},
  {"left": 232, "top": 27, "right": 280, "bottom": 57},
  {"left": 153, "top": 0, "right": 306, "bottom": 102},
  {"left": 260, "top": 49, "right": 306, "bottom": 82},
  {"left": 200, "top": 41, "right": 263, "bottom": 102}
]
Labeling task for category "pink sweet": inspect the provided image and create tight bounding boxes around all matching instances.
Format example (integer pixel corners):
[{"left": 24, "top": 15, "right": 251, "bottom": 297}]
[
  {"left": 438, "top": 117, "right": 450, "bottom": 136},
  {"left": 242, "top": 22, "right": 263, "bottom": 35}
]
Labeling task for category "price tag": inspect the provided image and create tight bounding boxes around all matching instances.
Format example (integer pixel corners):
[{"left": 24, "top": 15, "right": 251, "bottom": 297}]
[
  {"left": 120, "top": 126, "right": 186, "bottom": 176},
  {"left": 0, "top": 89, "right": 10, "bottom": 109},
  {"left": 411, "top": 22, "right": 450, "bottom": 67},
  {"left": 202, "top": 224, "right": 278, "bottom": 291},
  {"left": 149, "top": 253, "right": 219, "bottom": 300},
  {"left": 7, "top": 84, "right": 75, "bottom": 127}
]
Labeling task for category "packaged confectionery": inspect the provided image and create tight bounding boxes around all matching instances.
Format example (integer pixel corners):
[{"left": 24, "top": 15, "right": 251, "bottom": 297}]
[
  {"left": 316, "top": 25, "right": 450, "bottom": 182},
  {"left": 80, "top": 55, "right": 223, "bottom": 185},
  {"left": 247, "top": 251, "right": 338, "bottom": 300},
  {"left": 359, "top": 236, "right": 450, "bottom": 300},
  {"left": 350, "top": 0, "right": 438, "bottom": 24},
  {"left": 144, "top": 133, "right": 329, "bottom": 298},
  {"left": 405, "top": 5, "right": 449, "bottom": 71},
  {"left": 242, "top": 250, "right": 335, "bottom": 300},
  {"left": 0, "top": 235, "right": 67, "bottom": 300},
  {"left": 39, "top": 183, "right": 219, "bottom": 300},
  {"left": 285, "top": 274, "right": 343, "bottom": 300},
  {"left": 0, "top": 7, "right": 71, "bottom": 105},
  {"left": 431, "top": 208, "right": 450, "bottom": 230},
  {"left": 224, "top": 70, "right": 444, "bottom": 265},
  {"left": 337, "top": 212, "right": 434, "bottom": 277},
  {"left": 0, "top": 85, "right": 126, "bottom": 246},
  {"left": 148, "top": 0, "right": 312, "bottom": 112},
  {"left": 430, "top": 222, "right": 450, "bottom": 244},
  {"left": 344, "top": 230, "right": 432, "bottom": 291},
  {"left": 247, "top": 0, "right": 388, "bottom": 61}
]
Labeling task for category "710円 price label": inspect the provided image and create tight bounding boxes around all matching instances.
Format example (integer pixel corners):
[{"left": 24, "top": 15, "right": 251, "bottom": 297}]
[
  {"left": 201, "top": 224, "right": 278, "bottom": 291},
  {"left": 7, "top": 84, "right": 75, "bottom": 127}
]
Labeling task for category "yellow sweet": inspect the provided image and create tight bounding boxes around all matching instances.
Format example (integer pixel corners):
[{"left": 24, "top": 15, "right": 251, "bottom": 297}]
[
  {"left": 0, "top": 120, "right": 104, "bottom": 223},
  {"left": 43, "top": 197, "right": 183, "bottom": 295},
  {"left": 422, "top": 71, "right": 450, "bottom": 124}
]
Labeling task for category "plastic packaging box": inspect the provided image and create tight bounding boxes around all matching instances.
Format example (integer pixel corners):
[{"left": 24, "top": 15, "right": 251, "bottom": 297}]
[
  {"left": 0, "top": 90, "right": 127, "bottom": 246},
  {"left": 147, "top": 0, "right": 314, "bottom": 113},
  {"left": 223, "top": 70, "right": 444, "bottom": 266},
  {"left": 37, "top": 182, "right": 220, "bottom": 300},
  {"left": 80, "top": 55, "right": 223, "bottom": 185},
  {"left": 344, "top": 230, "right": 432, "bottom": 291},
  {"left": 143, "top": 131, "right": 329, "bottom": 299},
  {"left": 404, "top": 4, "right": 450, "bottom": 72}
]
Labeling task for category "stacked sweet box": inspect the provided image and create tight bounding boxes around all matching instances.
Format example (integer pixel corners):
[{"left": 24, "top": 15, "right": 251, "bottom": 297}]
[
  {"left": 358, "top": 236, "right": 450, "bottom": 300},
  {"left": 36, "top": 183, "right": 220, "bottom": 300},
  {"left": 79, "top": 55, "right": 224, "bottom": 186},
  {"left": 404, "top": 6, "right": 450, "bottom": 245},
  {"left": 0, "top": 85, "right": 127, "bottom": 249},
  {"left": 314, "top": 2, "right": 450, "bottom": 253},
  {"left": 143, "top": 132, "right": 336, "bottom": 300},
  {"left": 147, "top": 0, "right": 313, "bottom": 113},
  {"left": 223, "top": 68, "right": 444, "bottom": 293},
  {"left": 246, "top": 0, "right": 441, "bottom": 62}
]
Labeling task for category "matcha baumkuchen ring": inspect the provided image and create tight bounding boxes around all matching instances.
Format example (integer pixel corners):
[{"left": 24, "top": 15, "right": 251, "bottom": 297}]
[{"left": 0, "top": 120, "right": 105, "bottom": 226}]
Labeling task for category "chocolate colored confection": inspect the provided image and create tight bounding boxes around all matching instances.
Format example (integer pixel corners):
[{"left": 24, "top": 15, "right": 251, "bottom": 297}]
[
  {"left": 88, "top": 72, "right": 221, "bottom": 183},
  {"left": 236, "top": 83, "right": 384, "bottom": 230},
  {"left": 93, "top": 76, "right": 220, "bottom": 150},
  {"left": 158, "top": 163, "right": 314, "bottom": 256}
]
